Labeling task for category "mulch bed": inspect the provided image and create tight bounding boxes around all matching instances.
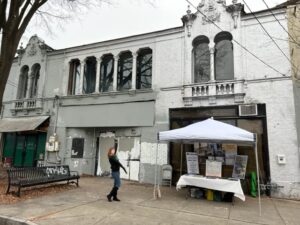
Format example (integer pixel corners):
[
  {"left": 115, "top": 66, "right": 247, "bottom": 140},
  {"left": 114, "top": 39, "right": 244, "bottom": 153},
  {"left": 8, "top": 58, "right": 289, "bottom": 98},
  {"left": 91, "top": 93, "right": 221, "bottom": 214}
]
[{"left": 0, "top": 166, "right": 77, "bottom": 205}]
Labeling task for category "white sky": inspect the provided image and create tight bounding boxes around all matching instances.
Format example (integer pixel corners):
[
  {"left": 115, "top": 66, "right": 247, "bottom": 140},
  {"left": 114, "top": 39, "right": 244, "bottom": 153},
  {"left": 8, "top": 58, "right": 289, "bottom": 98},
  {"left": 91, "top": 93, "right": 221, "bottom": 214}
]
[{"left": 23, "top": 0, "right": 287, "bottom": 49}]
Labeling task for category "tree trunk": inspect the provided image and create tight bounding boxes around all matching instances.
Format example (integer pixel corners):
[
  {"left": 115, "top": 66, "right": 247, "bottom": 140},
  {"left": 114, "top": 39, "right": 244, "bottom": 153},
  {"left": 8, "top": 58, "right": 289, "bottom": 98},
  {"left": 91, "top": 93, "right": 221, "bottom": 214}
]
[{"left": 0, "top": 31, "right": 21, "bottom": 113}]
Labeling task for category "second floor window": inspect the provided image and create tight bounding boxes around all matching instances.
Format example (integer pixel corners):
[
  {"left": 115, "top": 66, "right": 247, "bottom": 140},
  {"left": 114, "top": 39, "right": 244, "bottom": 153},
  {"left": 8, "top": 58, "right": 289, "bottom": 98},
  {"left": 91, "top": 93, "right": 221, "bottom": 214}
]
[
  {"left": 30, "top": 63, "right": 40, "bottom": 98},
  {"left": 83, "top": 57, "right": 96, "bottom": 94},
  {"left": 137, "top": 48, "right": 152, "bottom": 89},
  {"left": 17, "top": 65, "right": 29, "bottom": 99},
  {"left": 214, "top": 32, "right": 234, "bottom": 81},
  {"left": 118, "top": 51, "right": 132, "bottom": 91},
  {"left": 68, "top": 59, "right": 81, "bottom": 95},
  {"left": 193, "top": 35, "right": 210, "bottom": 83},
  {"left": 100, "top": 54, "right": 114, "bottom": 92}
]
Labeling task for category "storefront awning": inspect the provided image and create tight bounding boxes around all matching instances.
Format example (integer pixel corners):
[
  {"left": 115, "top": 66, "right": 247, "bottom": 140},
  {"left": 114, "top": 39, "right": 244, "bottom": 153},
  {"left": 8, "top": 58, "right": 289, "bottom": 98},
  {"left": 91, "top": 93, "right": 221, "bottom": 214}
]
[{"left": 0, "top": 116, "right": 49, "bottom": 133}]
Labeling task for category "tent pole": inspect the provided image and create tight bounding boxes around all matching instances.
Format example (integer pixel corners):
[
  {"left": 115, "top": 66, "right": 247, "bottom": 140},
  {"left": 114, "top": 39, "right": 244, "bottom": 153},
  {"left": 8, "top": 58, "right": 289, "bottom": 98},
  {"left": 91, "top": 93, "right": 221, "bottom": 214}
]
[
  {"left": 254, "top": 133, "right": 261, "bottom": 216},
  {"left": 153, "top": 142, "right": 158, "bottom": 199},
  {"left": 180, "top": 144, "right": 183, "bottom": 176}
]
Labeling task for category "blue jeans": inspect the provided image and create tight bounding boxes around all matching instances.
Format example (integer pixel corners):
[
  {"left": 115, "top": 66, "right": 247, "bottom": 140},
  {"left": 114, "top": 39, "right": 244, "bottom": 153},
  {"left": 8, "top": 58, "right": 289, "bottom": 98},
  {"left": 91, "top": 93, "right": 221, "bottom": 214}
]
[{"left": 111, "top": 171, "right": 121, "bottom": 188}]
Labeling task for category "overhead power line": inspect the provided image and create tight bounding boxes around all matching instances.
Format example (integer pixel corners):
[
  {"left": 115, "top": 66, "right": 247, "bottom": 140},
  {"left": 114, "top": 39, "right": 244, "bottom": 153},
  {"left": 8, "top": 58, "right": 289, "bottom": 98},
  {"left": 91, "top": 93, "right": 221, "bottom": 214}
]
[
  {"left": 184, "top": 0, "right": 288, "bottom": 77},
  {"left": 260, "top": 0, "right": 300, "bottom": 47},
  {"left": 242, "top": 0, "right": 298, "bottom": 74}
]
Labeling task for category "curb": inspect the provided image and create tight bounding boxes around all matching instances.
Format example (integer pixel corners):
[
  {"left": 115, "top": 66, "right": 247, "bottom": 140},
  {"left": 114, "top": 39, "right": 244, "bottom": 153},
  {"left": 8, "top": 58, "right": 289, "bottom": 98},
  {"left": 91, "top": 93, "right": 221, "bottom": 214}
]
[{"left": 0, "top": 215, "right": 37, "bottom": 225}]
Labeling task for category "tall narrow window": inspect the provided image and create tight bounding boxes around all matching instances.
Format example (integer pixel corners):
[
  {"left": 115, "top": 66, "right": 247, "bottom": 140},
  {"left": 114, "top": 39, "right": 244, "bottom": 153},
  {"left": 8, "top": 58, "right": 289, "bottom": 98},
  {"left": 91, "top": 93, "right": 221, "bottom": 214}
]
[
  {"left": 193, "top": 36, "right": 210, "bottom": 83},
  {"left": 83, "top": 56, "right": 96, "bottom": 94},
  {"left": 100, "top": 54, "right": 114, "bottom": 92},
  {"left": 137, "top": 48, "right": 152, "bottom": 89},
  {"left": 68, "top": 59, "right": 81, "bottom": 95},
  {"left": 118, "top": 51, "right": 132, "bottom": 91},
  {"left": 214, "top": 32, "right": 234, "bottom": 80},
  {"left": 30, "top": 63, "right": 41, "bottom": 98},
  {"left": 17, "top": 65, "right": 29, "bottom": 99}
]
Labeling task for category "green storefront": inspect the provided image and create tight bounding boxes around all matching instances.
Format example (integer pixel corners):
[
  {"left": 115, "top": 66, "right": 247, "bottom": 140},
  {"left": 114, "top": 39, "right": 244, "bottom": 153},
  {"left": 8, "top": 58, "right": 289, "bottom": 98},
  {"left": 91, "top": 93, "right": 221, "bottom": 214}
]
[
  {"left": 0, "top": 116, "right": 49, "bottom": 167},
  {"left": 3, "top": 133, "right": 47, "bottom": 167}
]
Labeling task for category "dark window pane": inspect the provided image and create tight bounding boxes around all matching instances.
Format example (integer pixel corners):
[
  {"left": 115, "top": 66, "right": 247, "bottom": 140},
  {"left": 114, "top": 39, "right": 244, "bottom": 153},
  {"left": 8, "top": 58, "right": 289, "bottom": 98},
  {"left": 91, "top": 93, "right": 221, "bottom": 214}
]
[
  {"left": 30, "top": 64, "right": 41, "bottom": 98},
  {"left": 71, "top": 138, "right": 84, "bottom": 158},
  {"left": 83, "top": 57, "right": 96, "bottom": 94},
  {"left": 74, "top": 62, "right": 81, "bottom": 95},
  {"left": 215, "top": 40, "right": 234, "bottom": 80},
  {"left": 100, "top": 55, "right": 114, "bottom": 92},
  {"left": 118, "top": 52, "right": 132, "bottom": 91},
  {"left": 17, "top": 66, "right": 29, "bottom": 99},
  {"left": 68, "top": 60, "right": 81, "bottom": 95},
  {"left": 137, "top": 49, "right": 152, "bottom": 89},
  {"left": 194, "top": 43, "right": 210, "bottom": 82}
]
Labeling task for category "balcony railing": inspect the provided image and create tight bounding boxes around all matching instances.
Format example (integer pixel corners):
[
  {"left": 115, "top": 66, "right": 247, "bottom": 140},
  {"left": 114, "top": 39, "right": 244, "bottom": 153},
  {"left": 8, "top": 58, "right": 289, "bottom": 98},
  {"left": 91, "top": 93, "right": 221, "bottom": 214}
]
[
  {"left": 183, "top": 80, "right": 246, "bottom": 105},
  {"left": 11, "top": 98, "right": 43, "bottom": 113}
]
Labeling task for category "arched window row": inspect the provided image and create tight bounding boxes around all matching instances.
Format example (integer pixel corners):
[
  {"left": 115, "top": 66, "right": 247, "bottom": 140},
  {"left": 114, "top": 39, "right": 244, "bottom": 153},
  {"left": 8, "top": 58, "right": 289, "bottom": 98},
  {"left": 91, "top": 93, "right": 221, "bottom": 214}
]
[
  {"left": 193, "top": 31, "right": 234, "bottom": 83},
  {"left": 67, "top": 48, "right": 153, "bottom": 95},
  {"left": 17, "top": 64, "right": 41, "bottom": 99}
]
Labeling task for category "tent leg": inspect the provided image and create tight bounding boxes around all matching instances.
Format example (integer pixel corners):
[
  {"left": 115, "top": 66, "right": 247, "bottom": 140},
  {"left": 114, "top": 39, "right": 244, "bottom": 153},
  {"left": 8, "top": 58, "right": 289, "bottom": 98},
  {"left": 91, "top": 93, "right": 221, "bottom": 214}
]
[
  {"left": 254, "top": 134, "right": 261, "bottom": 216},
  {"left": 153, "top": 143, "right": 161, "bottom": 199},
  {"left": 180, "top": 144, "right": 183, "bottom": 176}
]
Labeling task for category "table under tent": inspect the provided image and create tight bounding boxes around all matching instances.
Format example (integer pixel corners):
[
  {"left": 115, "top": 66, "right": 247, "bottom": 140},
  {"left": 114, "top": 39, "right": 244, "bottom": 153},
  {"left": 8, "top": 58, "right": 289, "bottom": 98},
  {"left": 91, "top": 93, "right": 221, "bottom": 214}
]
[{"left": 155, "top": 118, "right": 261, "bottom": 215}]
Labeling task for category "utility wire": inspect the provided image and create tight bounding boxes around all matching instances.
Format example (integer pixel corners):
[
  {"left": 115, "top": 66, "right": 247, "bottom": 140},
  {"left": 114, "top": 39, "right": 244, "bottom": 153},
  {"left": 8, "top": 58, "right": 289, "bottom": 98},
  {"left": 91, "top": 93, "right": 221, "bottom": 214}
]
[
  {"left": 185, "top": 0, "right": 288, "bottom": 77},
  {"left": 242, "top": 0, "right": 298, "bottom": 74},
  {"left": 261, "top": 0, "right": 300, "bottom": 47}
]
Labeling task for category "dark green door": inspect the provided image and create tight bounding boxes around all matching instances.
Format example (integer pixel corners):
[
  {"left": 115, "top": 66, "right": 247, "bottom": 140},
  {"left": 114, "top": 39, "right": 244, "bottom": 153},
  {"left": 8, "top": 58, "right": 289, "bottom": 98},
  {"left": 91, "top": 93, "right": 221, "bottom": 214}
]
[
  {"left": 3, "top": 133, "right": 15, "bottom": 160},
  {"left": 14, "top": 135, "right": 25, "bottom": 167},
  {"left": 23, "top": 135, "right": 36, "bottom": 167},
  {"left": 36, "top": 133, "right": 47, "bottom": 161}
]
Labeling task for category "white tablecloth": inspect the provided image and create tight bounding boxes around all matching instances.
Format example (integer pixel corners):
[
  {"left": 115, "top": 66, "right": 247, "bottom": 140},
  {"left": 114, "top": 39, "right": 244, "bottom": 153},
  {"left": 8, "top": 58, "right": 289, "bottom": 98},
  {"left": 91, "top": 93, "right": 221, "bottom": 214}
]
[{"left": 176, "top": 174, "right": 245, "bottom": 201}]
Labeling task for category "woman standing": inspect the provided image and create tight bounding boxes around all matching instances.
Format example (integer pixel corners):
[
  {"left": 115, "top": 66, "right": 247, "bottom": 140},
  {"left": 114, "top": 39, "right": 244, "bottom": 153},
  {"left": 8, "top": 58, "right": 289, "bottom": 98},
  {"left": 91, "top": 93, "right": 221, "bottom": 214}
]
[{"left": 107, "top": 147, "right": 127, "bottom": 202}]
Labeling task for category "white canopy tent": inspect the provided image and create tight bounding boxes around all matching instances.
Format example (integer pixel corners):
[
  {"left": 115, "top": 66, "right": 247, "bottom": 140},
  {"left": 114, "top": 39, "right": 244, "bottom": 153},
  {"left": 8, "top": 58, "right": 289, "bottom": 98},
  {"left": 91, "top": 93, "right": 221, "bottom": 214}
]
[{"left": 156, "top": 118, "right": 261, "bottom": 215}]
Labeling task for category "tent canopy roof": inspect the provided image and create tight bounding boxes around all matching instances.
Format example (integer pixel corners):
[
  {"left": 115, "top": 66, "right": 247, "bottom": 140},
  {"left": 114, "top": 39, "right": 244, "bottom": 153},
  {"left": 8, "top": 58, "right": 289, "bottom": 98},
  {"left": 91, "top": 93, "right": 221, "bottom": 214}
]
[{"left": 158, "top": 119, "right": 255, "bottom": 145}]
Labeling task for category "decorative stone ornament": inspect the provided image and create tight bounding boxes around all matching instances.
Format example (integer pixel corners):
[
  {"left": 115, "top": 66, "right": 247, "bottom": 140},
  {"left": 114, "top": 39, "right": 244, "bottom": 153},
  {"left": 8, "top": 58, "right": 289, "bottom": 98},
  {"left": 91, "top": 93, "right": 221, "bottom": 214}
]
[
  {"left": 17, "top": 43, "right": 25, "bottom": 65},
  {"left": 181, "top": 5, "right": 197, "bottom": 37},
  {"left": 200, "top": 0, "right": 222, "bottom": 25},
  {"left": 226, "top": 0, "right": 243, "bottom": 28},
  {"left": 27, "top": 43, "right": 37, "bottom": 57}
]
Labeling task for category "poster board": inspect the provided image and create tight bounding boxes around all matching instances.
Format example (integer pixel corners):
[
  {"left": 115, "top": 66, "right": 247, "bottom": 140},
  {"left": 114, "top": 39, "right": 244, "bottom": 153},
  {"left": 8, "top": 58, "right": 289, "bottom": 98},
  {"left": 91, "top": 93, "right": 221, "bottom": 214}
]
[
  {"left": 205, "top": 160, "right": 222, "bottom": 177},
  {"left": 232, "top": 155, "right": 248, "bottom": 179},
  {"left": 223, "top": 144, "right": 237, "bottom": 165},
  {"left": 186, "top": 152, "right": 199, "bottom": 174}
]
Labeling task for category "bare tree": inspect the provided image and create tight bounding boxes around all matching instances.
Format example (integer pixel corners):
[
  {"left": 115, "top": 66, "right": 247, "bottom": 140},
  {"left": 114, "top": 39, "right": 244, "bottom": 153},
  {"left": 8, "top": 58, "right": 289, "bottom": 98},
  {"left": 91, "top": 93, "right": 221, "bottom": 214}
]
[{"left": 0, "top": 0, "right": 111, "bottom": 111}]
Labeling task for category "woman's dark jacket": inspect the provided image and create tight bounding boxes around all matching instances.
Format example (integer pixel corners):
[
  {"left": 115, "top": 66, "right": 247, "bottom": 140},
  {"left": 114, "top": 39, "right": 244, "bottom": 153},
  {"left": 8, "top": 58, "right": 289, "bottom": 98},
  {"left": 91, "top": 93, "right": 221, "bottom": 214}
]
[{"left": 109, "top": 156, "right": 126, "bottom": 172}]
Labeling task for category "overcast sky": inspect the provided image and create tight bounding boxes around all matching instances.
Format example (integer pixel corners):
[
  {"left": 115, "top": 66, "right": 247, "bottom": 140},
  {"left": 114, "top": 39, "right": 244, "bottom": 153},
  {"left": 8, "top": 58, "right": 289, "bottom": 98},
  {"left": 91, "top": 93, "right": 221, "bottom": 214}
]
[{"left": 23, "top": 0, "right": 287, "bottom": 49}]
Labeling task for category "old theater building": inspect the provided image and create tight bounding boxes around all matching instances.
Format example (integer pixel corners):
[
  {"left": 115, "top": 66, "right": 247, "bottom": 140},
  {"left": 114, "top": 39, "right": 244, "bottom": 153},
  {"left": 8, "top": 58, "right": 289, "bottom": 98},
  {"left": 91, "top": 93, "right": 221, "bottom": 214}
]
[{"left": 1, "top": 0, "right": 299, "bottom": 199}]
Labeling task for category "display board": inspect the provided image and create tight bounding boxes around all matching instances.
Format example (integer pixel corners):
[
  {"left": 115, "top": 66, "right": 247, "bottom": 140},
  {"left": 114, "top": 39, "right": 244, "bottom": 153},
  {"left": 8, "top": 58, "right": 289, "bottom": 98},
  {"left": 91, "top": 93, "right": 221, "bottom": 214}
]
[
  {"left": 205, "top": 160, "right": 222, "bottom": 177},
  {"left": 186, "top": 152, "right": 199, "bottom": 174},
  {"left": 232, "top": 155, "right": 248, "bottom": 179}
]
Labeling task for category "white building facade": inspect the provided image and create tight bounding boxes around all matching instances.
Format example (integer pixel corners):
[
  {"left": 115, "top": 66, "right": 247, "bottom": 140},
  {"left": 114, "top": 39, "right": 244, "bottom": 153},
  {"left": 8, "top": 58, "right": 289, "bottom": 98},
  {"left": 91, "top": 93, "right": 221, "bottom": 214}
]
[{"left": 1, "top": 0, "right": 299, "bottom": 199}]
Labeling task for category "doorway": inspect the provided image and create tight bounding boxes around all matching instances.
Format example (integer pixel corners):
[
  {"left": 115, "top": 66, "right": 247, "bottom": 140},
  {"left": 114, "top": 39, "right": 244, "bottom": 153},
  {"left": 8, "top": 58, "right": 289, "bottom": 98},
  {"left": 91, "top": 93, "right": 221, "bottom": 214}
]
[
  {"left": 2, "top": 132, "right": 47, "bottom": 167},
  {"left": 95, "top": 132, "right": 141, "bottom": 181}
]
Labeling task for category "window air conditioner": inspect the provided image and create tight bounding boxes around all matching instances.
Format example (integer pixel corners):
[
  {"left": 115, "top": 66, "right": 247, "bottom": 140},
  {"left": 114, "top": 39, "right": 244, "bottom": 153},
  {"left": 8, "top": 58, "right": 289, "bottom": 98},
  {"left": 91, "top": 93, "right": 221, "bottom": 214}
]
[{"left": 239, "top": 104, "right": 258, "bottom": 116}]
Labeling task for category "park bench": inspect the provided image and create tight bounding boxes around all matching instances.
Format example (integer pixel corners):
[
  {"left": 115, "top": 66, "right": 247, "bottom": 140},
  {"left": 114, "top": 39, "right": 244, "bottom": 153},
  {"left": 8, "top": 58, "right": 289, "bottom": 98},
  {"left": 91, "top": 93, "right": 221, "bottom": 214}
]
[{"left": 6, "top": 165, "right": 80, "bottom": 197}]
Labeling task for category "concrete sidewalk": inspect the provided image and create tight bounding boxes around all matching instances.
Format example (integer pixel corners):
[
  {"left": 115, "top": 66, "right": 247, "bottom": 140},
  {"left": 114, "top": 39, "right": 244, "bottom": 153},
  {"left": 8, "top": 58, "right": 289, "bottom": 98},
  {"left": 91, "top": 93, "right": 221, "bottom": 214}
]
[{"left": 0, "top": 177, "right": 299, "bottom": 225}]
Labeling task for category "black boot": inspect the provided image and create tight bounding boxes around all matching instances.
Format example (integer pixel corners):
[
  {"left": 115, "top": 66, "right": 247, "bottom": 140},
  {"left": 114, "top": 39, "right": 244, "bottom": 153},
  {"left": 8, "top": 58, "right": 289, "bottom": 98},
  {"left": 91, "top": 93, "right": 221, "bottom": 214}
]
[
  {"left": 113, "top": 187, "right": 120, "bottom": 201},
  {"left": 107, "top": 187, "right": 116, "bottom": 202}
]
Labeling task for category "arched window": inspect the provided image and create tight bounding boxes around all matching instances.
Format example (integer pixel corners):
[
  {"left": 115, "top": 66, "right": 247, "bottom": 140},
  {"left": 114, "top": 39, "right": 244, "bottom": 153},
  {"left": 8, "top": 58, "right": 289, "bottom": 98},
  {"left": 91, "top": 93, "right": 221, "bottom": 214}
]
[
  {"left": 214, "top": 32, "right": 234, "bottom": 80},
  {"left": 118, "top": 51, "right": 132, "bottom": 91},
  {"left": 83, "top": 56, "right": 96, "bottom": 94},
  {"left": 100, "top": 54, "right": 114, "bottom": 92},
  {"left": 68, "top": 59, "right": 81, "bottom": 95},
  {"left": 30, "top": 63, "right": 41, "bottom": 98},
  {"left": 137, "top": 48, "right": 152, "bottom": 89},
  {"left": 17, "top": 65, "right": 29, "bottom": 99},
  {"left": 193, "top": 35, "right": 210, "bottom": 83}
]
